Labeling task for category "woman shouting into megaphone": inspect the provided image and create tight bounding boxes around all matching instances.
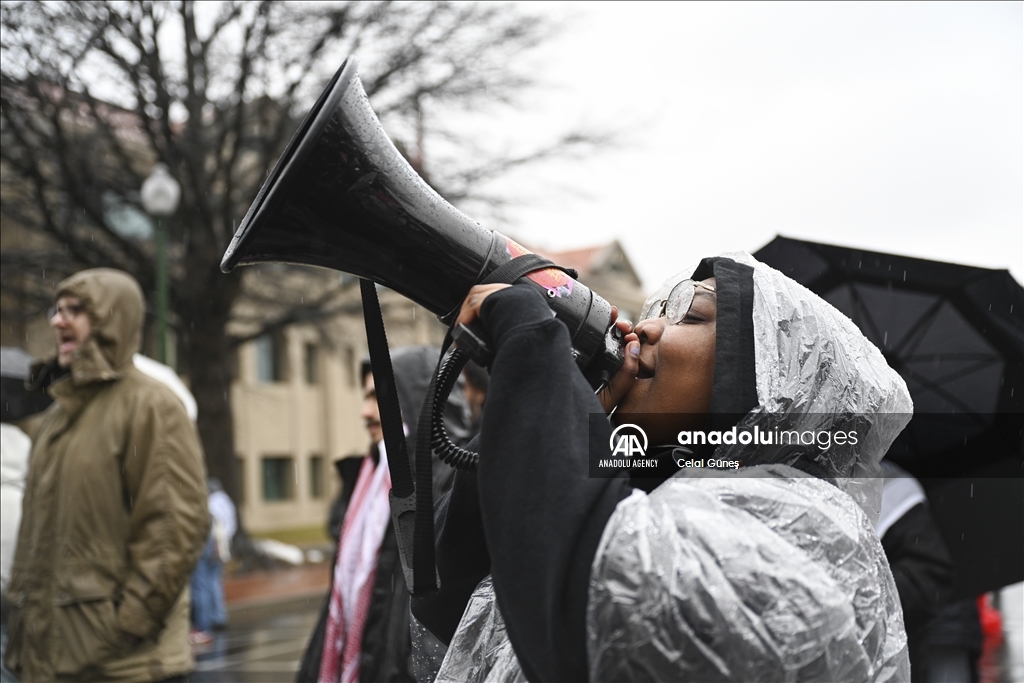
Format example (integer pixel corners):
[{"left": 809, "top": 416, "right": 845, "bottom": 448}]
[{"left": 413, "top": 253, "right": 912, "bottom": 683}]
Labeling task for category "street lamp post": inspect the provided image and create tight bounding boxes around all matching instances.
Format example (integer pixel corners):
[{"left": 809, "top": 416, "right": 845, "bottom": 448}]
[{"left": 141, "top": 163, "right": 181, "bottom": 365}]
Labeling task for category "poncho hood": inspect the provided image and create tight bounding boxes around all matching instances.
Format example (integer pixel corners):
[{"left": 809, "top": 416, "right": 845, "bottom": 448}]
[{"left": 650, "top": 252, "right": 913, "bottom": 512}]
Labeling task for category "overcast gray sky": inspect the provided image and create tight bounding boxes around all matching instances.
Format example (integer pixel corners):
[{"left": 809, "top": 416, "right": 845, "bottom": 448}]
[{"left": 480, "top": 2, "right": 1022, "bottom": 290}]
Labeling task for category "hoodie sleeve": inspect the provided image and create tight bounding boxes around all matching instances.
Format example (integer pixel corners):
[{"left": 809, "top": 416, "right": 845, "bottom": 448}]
[
  {"left": 470, "top": 286, "right": 632, "bottom": 683},
  {"left": 116, "top": 382, "right": 209, "bottom": 639}
]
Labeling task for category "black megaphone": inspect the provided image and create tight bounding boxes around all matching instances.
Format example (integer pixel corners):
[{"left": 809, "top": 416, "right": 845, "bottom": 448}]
[{"left": 220, "top": 58, "right": 623, "bottom": 385}]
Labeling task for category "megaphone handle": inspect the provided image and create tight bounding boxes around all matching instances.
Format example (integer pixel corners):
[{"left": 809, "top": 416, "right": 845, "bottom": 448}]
[{"left": 451, "top": 322, "right": 494, "bottom": 366}]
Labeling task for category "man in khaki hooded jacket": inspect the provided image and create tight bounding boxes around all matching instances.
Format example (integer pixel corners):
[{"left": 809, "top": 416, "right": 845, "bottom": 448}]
[{"left": 4, "top": 269, "right": 209, "bottom": 683}]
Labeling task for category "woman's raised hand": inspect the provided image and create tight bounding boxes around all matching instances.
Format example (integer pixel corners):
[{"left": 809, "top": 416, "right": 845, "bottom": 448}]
[{"left": 455, "top": 283, "right": 512, "bottom": 328}]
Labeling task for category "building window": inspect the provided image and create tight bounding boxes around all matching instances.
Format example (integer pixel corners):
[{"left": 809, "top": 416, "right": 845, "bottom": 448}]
[
  {"left": 309, "top": 455, "right": 325, "bottom": 498},
  {"left": 304, "top": 343, "right": 320, "bottom": 385},
  {"left": 261, "top": 456, "right": 294, "bottom": 501},
  {"left": 255, "top": 332, "right": 286, "bottom": 383}
]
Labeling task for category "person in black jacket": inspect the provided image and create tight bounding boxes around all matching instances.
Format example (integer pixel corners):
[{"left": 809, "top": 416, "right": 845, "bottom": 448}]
[
  {"left": 298, "top": 347, "right": 470, "bottom": 683},
  {"left": 877, "top": 460, "right": 981, "bottom": 683}
]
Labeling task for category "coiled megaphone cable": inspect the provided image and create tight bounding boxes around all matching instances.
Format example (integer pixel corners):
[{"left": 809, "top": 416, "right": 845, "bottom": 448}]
[
  {"left": 428, "top": 345, "right": 611, "bottom": 472},
  {"left": 430, "top": 348, "right": 479, "bottom": 470}
]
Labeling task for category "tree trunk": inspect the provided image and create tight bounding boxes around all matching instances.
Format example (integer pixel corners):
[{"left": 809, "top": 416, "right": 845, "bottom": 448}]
[{"left": 181, "top": 268, "right": 243, "bottom": 507}]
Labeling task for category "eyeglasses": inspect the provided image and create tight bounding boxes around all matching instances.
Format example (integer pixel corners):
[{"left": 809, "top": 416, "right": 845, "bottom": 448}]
[
  {"left": 47, "top": 303, "right": 86, "bottom": 321},
  {"left": 639, "top": 280, "right": 716, "bottom": 325}
]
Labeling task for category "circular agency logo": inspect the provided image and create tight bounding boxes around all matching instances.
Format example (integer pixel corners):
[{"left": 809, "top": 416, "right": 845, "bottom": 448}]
[{"left": 609, "top": 423, "right": 648, "bottom": 458}]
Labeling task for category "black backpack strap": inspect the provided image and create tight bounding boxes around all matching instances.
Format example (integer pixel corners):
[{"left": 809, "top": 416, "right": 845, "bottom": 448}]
[{"left": 360, "top": 279, "right": 418, "bottom": 589}]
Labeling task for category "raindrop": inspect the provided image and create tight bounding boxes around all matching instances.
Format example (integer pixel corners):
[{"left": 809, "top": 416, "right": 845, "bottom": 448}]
[
  {"left": 902, "top": 270, "right": 906, "bottom": 281},
  {"left": 970, "top": 483, "right": 973, "bottom": 498},
  {"left": 883, "top": 331, "right": 888, "bottom": 346}
]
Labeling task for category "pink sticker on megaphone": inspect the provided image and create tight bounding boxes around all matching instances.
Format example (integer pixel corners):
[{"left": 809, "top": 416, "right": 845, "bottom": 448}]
[{"left": 504, "top": 237, "right": 575, "bottom": 298}]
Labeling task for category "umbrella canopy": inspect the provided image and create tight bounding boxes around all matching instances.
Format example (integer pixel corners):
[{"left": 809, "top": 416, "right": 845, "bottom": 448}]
[{"left": 756, "top": 236, "right": 1023, "bottom": 598}]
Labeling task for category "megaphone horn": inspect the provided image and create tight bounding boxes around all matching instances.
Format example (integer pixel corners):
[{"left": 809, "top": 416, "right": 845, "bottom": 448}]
[{"left": 222, "top": 57, "right": 623, "bottom": 383}]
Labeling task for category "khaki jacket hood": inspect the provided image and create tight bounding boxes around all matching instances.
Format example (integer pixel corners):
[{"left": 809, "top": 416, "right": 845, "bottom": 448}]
[{"left": 55, "top": 268, "right": 144, "bottom": 383}]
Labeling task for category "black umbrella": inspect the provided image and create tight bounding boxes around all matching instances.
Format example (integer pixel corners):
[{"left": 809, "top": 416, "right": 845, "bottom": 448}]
[{"left": 756, "top": 236, "right": 1023, "bottom": 599}]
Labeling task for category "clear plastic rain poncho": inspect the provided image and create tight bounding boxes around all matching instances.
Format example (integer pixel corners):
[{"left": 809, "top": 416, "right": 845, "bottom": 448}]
[{"left": 436, "top": 253, "right": 913, "bottom": 683}]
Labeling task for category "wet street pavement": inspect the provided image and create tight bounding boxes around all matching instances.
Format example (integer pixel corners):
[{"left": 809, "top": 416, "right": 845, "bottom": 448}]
[
  {"left": 191, "top": 595, "right": 322, "bottom": 683},
  {"left": 189, "top": 563, "right": 330, "bottom": 683},
  {"left": 185, "top": 572, "right": 1024, "bottom": 683}
]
